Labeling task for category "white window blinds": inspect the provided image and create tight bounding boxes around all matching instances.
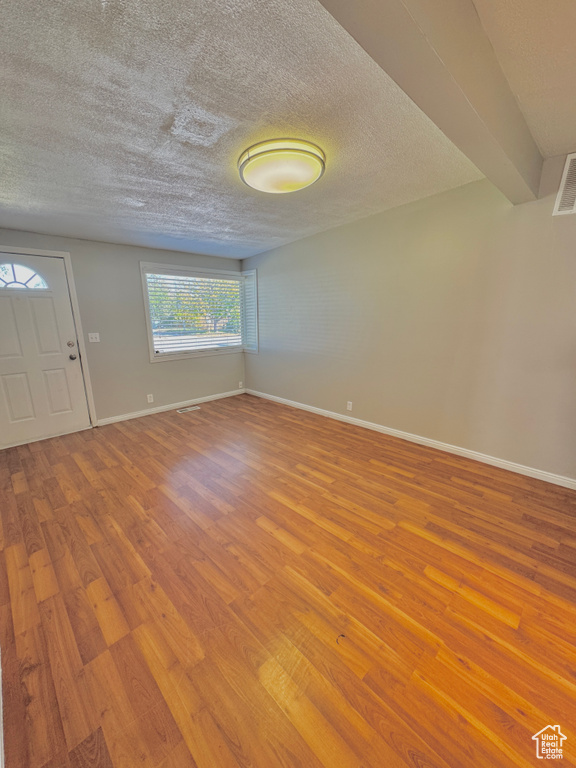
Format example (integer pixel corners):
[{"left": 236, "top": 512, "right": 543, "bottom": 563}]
[
  {"left": 242, "top": 269, "right": 258, "bottom": 353},
  {"left": 141, "top": 264, "right": 257, "bottom": 360}
]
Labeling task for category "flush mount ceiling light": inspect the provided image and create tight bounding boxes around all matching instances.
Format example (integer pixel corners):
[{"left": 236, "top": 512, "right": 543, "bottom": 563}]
[{"left": 238, "top": 139, "right": 325, "bottom": 194}]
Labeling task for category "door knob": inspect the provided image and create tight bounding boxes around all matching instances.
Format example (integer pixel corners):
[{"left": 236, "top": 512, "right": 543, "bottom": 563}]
[{"left": 69, "top": 354, "right": 77, "bottom": 360}]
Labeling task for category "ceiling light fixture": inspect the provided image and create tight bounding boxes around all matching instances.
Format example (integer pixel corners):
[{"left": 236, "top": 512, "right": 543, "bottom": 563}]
[{"left": 238, "top": 139, "right": 325, "bottom": 194}]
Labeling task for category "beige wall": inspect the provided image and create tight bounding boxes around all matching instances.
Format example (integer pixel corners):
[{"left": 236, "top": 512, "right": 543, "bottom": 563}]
[
  {"left": 0, "top": 229, "right": 244, "bottom": 421},
  {"left": 245, "top": 156, "right": 576, "bottom": 480}
]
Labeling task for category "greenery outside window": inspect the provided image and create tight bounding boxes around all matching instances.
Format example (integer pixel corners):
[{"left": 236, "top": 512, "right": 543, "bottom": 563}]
[{"left": 141, "top": 263, "right": 257, "bottom": 361}]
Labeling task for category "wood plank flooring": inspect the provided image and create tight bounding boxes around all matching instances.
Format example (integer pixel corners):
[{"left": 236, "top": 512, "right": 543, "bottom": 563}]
[{"left": 1, "top": 393, "right": 576, "bottom": 768}]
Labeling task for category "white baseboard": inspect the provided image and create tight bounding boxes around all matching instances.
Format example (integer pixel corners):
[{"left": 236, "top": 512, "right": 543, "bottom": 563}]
[
  {"left": 246, "top": 389, "right": 576, "bottom": 491},
  {"left": 96, "top": 389, "right": 246, "bottom": 426}
]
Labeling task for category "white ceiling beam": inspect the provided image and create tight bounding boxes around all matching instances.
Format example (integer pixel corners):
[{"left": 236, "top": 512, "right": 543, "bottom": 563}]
[{"left": 317, "top": 0, "right": 543, "bottom": 203}]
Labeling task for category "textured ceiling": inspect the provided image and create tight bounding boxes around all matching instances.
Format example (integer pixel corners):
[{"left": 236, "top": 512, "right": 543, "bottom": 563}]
[
  {"left": 1, "top": 0, "right": 482, "bottom": 258},
  {"left": 472, "top": 0, "right": 576, "bottom": 158}
]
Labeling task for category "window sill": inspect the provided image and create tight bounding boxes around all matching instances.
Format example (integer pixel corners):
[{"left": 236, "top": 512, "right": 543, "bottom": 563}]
[{"left": 149, "top": 346, "right": 245, "bottom": 363}]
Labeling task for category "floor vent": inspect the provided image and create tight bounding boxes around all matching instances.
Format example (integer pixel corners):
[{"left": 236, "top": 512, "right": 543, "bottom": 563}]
[
  {"left": 553, "top": 152, "right": 576, "bottom": 215},
  {"left": 177, "top": 406, "right": 201, "bottom": 413}
]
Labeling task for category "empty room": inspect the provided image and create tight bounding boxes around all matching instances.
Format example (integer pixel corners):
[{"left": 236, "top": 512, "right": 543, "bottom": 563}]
[{"left": 1, "top": 0, "right": 575, "bottom": 766}]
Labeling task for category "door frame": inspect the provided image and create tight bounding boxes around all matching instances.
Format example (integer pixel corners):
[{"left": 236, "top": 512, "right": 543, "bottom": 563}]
[{"left": 0, "top": 245, "right": 97, "bottom": 430}]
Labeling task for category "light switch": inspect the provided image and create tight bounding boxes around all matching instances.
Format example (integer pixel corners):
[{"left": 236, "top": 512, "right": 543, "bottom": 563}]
[{"left": 88, "top": 333, "right": 100, "bottom": 343}]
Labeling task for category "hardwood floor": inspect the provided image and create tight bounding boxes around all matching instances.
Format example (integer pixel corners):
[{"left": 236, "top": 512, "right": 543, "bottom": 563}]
[{"left": 1, "top": 393, "right": 575, "bottom": 768}]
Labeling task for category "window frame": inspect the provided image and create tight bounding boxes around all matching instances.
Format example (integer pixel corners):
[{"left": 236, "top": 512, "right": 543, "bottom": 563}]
[{"left": 140, "top": 262, "right": 257, "bottom": 363}]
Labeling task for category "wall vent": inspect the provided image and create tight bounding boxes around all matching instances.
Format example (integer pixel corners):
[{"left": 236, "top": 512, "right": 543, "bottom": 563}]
[
  {"left": 553, "top": 152, "right": 576, "bottom": 215},
  {"left": 177, "top": 406, "right": 201, "bottom": 413}
]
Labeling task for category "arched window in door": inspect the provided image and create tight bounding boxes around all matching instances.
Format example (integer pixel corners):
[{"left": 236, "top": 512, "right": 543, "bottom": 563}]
[{"left": 0, "top": 263, "right": 48, "bottom": 289}]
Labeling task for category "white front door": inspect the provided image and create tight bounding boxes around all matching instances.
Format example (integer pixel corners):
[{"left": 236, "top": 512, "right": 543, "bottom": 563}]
[{"left": 0, "top": 254, "right": 91, "bottom": 447}]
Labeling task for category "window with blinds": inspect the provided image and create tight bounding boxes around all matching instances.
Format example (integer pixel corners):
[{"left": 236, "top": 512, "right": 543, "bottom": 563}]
[
  {"left": 242, "top": 269, "right": 258, "bottom": 353},
  {"left": 141, "top": 263, "right": 257, "bottom": 361}
]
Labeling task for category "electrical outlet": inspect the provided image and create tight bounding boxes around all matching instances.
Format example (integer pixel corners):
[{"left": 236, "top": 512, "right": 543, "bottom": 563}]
[
  {"left": 88, "top": 333, "right": 100, "bottom": 343},
  {"left": 239, "top": 381, "right": 243, "bottom": 388},
  {"left": 147, "top": 394, "right": 154, "bottom": 403},
  {"left": 347, "top": 401, "right": 353, "bottom": 411}
]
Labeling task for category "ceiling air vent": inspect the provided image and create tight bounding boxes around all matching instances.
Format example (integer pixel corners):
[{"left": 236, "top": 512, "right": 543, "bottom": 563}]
[{"left": 553, "top": 152, "right": 576, "bottom": 215}]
